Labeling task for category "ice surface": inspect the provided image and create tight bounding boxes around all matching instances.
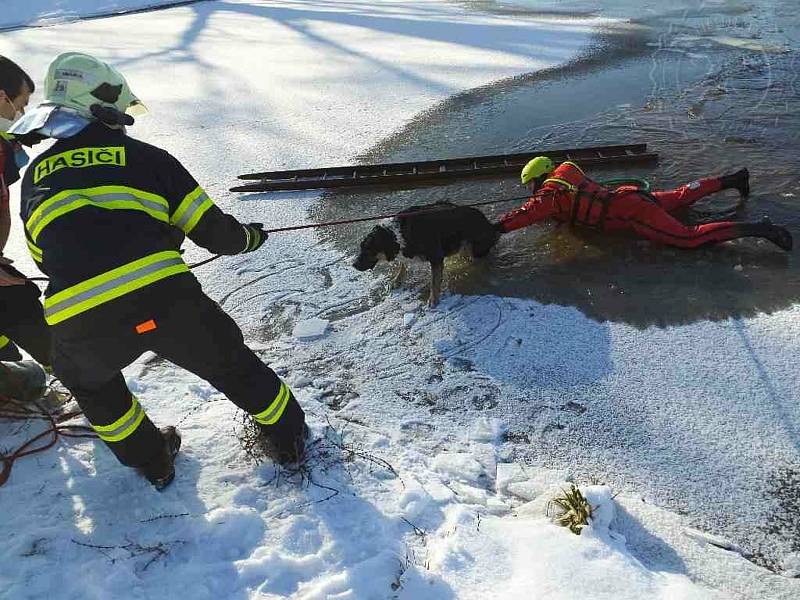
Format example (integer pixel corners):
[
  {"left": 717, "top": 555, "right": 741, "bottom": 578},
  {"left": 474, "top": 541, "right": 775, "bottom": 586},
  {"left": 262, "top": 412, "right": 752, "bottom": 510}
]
[
  {"left": 432, "top": 452, "right": 486, "bottom": 484},
  {"left": 292, "top": 318, "right": 329, "bottom": 341},
  {"left": 507, "top": 475, "right": 569, "bottom": 502},
  {"left": 469, "top": 416, "right": 507, "bottom": 443}
]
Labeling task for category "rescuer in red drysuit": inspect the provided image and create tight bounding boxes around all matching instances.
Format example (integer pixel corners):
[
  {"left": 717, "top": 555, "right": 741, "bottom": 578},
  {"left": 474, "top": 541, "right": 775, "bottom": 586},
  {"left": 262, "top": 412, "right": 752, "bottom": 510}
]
[{"left": 496, "top": 157, "right": 793, "bottom": 251}]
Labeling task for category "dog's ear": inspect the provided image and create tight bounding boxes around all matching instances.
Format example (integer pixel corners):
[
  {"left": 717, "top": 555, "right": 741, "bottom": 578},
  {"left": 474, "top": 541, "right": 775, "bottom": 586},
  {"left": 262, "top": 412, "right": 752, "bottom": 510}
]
[
  {"left": 375, "top": 226, "right": 401, "bottom": 262},
  {"left": 384, "top": 235, "right": 401, "bottom": 261}
]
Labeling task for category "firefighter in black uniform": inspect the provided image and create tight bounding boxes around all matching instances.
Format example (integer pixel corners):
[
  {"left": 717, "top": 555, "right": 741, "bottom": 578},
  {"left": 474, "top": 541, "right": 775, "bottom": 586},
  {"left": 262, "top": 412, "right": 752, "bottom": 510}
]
[
  {"left": 15, "top": 52, "right": 306, "bottom": 490},
  {"left": 0, "top": 56, "right": 52, "bottom": 369}
]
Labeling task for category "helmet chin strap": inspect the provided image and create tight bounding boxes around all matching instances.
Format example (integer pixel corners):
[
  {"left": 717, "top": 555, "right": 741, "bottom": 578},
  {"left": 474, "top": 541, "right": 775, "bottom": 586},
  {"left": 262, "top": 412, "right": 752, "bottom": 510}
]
[
  {"left": 89, "top": 103, "right": 134, "bottom": 127},
  {"left": 528, "top": 176, "right": 545, "bottom": 194}
]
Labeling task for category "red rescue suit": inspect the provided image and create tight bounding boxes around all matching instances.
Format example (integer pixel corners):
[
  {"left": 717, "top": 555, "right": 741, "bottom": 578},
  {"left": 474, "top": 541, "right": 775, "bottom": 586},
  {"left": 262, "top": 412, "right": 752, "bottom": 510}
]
[{"left": 499, "top": 161, "right": 742, "bottom": 248}]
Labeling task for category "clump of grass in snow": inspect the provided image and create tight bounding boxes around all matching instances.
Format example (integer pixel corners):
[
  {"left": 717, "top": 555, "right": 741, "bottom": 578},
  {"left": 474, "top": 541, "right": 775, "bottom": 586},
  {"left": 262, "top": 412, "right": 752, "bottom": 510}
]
[
  {"left": 547, "top": 484, "right": 593, "bottom": 535},
  {"left": 235, "top": 411, "right": 268, "bottom": 465}
]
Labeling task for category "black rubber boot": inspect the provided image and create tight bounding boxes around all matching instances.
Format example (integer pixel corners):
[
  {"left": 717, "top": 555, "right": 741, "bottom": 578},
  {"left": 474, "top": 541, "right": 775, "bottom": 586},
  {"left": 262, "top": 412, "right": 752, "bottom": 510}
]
[
  {"left": 736, "top": 222, "right": 793, "bottom": 251},
  {"left": 255, "top": 395, "right": 308, "bottom": 466},
  {"left": 257, "top": 421, "right": 309, "bottom": 466},
  {"left": 137, "top": 426, "right": 182, "bottom": 490},
  {"left": 719, "top": 168, "right": 750, "bottom": 197}
]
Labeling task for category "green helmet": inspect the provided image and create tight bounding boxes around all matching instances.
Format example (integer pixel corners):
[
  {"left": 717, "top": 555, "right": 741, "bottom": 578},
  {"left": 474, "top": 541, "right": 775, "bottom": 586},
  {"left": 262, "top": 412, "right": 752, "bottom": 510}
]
[
  {"left": 42, "top": 52, "right": 147, "bottom": 121},
  {"left": 520, "top": 156, "right": 555, "bottom": 185}
]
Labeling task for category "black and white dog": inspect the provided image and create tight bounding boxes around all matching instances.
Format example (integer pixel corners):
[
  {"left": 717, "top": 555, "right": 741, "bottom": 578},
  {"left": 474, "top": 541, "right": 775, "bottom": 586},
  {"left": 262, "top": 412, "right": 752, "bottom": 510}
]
[{"left": 352, "top": 202, "right": 500, "bottom": 306}]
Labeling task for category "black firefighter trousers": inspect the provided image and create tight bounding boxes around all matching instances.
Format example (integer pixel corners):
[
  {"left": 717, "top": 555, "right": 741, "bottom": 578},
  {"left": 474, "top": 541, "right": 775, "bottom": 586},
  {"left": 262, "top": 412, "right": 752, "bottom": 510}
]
[
  {"left": 51, "top": 277, "right": 304, "bottom": 468},
  {"left": 0, "top": 264, "right": 52, "bottom": 365}
]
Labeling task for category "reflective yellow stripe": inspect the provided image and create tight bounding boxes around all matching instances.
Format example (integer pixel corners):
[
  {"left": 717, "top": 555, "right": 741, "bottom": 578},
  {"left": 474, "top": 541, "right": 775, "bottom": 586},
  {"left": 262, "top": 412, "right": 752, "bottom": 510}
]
[
  {"left": 0, "top": 335, "right": 10, "bottom": 350},
  {"left": 26, "top": 185, "right": 170, "bottom": 242},
  {"left": 241, "top": 226, "right": 252, "bottom": 253},
  {"left": 171, "top": 186, "right": 214, "bottom": 234},
  {"left": 26, "top": 238, "right": 43, "bottom": 263},
  {"left": 92, "top": 395, "right": 146, "bottom": 443},
  {"left": 0, "top": 131, "right": 14, "bottom": 142},
  {"left": 543, "top": 177, "right": 578, "bottom": 192},
  {"left": 562, "top": 161, "right": 585, "bottom": 175},
  {"left": 44, "top": 250, "right": 189, "bottom": 325},
  {"left": 253, "top": 382, "right": 291, "bottom": 425}
]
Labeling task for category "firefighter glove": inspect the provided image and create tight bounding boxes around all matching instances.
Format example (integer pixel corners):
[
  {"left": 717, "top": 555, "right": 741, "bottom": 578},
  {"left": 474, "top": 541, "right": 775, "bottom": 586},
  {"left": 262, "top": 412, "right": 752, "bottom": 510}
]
[{"left": 241, "top": 222, "right": 268, "bottom": 253}]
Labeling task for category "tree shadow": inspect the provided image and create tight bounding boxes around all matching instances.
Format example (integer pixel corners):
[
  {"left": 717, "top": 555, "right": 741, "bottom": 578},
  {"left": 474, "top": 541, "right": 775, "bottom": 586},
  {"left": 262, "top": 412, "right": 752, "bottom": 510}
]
[{"left": 99, "top": 0, "right": 599, "bottom": 98}]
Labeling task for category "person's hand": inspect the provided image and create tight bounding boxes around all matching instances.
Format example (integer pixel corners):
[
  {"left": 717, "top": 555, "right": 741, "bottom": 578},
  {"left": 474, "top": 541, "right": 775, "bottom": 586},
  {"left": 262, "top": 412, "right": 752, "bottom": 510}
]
[
  {"left": 0, "top": 265, "right": 25, "bottom": 286},
  {"left": 241, "top": 222, "right": 268, "bottom": 253}
]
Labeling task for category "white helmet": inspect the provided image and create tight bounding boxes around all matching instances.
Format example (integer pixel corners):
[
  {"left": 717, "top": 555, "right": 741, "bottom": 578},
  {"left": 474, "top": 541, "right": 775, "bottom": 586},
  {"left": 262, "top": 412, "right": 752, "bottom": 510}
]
[{"left": 43, "top": 52, "right": 147, "bottom": 121}]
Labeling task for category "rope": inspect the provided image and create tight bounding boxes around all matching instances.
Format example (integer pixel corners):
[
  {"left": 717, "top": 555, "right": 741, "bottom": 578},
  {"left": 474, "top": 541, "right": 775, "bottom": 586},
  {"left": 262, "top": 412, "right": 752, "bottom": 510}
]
[
  {"left": 598, "top": 178, "right": 651, "bottom": 192},
  {"left": 0, "top": 390, "right": 95, "bottom": 487},
  {"left": 188, "top": 194, "right": 531, "bottom": 269},
  {"left": 25, "top": 193, "right": 533, "bottom": 278}
]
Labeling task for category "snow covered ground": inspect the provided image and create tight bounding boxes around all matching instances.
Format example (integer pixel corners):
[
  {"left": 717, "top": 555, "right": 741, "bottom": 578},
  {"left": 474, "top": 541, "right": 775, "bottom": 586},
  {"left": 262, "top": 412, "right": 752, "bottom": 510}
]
[
  {"left": 1, "top": 1, "right": 799, "bottom": 599},
  {"left": 0, "top": 0, "right": 203, "bottom": 30}
]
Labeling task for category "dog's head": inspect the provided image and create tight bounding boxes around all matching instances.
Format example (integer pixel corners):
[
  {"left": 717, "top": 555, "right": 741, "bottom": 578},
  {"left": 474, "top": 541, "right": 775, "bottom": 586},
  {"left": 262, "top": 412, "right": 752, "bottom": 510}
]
[{"left": 353, "top": 225, "right": 401, "bottom": 271}]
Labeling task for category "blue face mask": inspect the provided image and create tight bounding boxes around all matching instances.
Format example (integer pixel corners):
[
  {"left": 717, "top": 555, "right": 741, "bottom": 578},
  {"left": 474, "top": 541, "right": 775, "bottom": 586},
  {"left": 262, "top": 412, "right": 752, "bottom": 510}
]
[{"left": 13, "top": 145, "right": 29, "bottom": 168}]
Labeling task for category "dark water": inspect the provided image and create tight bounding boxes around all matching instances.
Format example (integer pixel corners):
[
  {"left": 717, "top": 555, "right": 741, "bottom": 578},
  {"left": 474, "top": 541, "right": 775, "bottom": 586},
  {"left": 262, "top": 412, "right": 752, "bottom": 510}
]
[{"left": 311, "top": 0, "right": 800, "bottom": 329}]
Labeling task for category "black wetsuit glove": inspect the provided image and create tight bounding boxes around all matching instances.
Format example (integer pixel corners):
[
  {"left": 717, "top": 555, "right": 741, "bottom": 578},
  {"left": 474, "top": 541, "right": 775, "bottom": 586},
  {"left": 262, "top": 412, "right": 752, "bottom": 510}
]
[{"left": 241, "top": 222, "right": 268, "bottom": 253}]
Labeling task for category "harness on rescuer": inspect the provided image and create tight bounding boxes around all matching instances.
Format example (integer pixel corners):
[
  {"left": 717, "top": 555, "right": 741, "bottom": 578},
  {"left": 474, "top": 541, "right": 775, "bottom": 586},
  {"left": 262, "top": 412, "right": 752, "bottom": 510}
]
[
  {"left": 517, "top": 156, "right": 635, "bottom": 229},
  {"left": 541, "top": 161, "right": 618, "bottom": 228}
]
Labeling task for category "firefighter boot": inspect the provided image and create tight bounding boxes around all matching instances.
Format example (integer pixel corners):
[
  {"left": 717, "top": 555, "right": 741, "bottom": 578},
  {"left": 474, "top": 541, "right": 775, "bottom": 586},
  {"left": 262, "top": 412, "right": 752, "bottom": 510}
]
[
  {"left": 137, "top": 426, "right": 182, "bottom": 490},
  {"left": 255, "top": 393, "right": 308, "bottom": 465},
  {"left": 719, "top": 168, "right": 750, "bottom": 197},
  {"left": 736, "top": 221, "right": 793, "bottom": 251}
]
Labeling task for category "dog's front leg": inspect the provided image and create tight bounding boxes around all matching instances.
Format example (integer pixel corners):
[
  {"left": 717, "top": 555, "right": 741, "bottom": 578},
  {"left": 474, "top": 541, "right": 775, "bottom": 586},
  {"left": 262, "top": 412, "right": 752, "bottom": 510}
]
[
  {"left": 429, "top": 259, "right": 444, "bottom": 307},
  {"left": 389, "top": 261, "right": 408, "bottom": 290}
]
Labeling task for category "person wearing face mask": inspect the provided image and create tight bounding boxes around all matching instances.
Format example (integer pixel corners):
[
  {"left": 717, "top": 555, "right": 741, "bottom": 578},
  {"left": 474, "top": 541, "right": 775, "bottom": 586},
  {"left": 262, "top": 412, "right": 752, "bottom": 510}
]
[
  {"left": 0, "top": 56, "right": 53, "bottom": 397},
  {"left": 12, "top": 53, "right": 307, "bottom": 490}
]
